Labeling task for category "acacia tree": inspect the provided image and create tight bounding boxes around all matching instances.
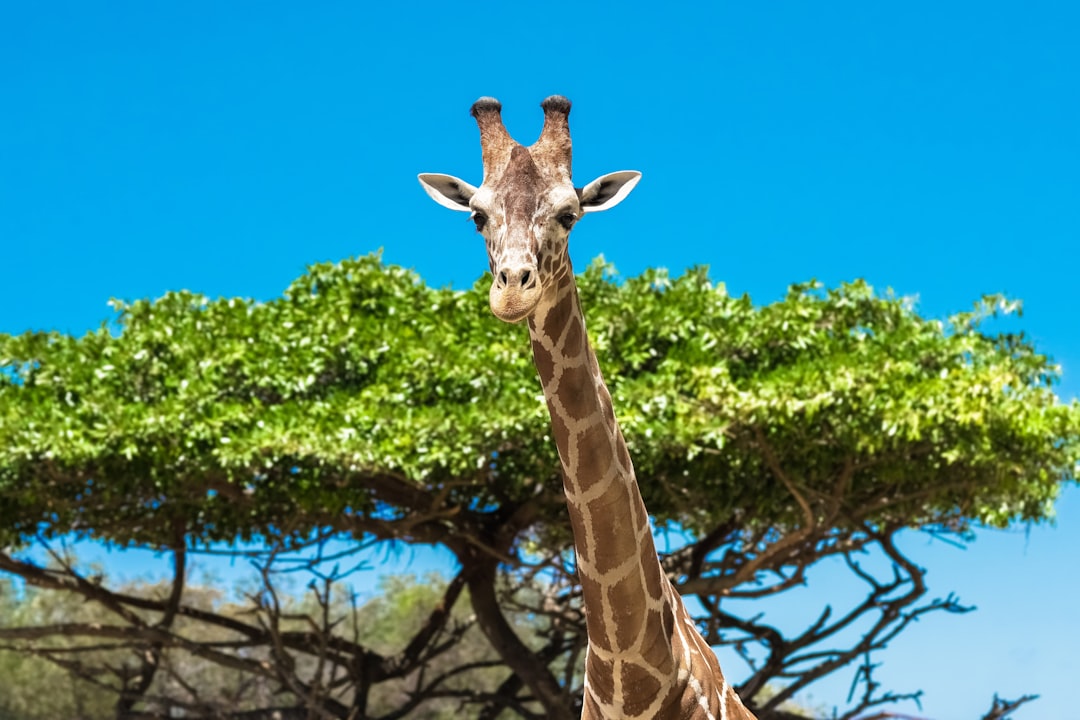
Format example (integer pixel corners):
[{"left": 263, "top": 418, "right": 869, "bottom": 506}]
[{"left": 1, "top": 254, "right": 1076, "bottom": 719}]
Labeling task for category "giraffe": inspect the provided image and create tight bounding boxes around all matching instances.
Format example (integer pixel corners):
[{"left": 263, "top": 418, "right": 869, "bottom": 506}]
[{"left": 418, "top": 96, "right": 758, "bottom": 720}]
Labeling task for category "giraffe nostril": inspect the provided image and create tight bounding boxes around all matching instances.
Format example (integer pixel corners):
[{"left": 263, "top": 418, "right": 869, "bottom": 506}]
[
  {"left": 499, "top": 271, "right": 508, "bottom": 287},
  {"left": 521, "top": 270, "right": 531, "bottom": 287}
]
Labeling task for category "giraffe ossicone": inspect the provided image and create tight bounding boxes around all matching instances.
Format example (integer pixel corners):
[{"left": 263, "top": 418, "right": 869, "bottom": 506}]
[{"left": 419, "top": 96, "right": 757, "bottom": 720}]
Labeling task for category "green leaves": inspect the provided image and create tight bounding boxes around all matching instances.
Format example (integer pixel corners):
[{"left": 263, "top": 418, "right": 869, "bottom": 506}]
[
  {"left": 579, "top": 265, "right": 1078, "bottom": 534},
  {"left": 1, "top": 254, "right": 1076, "bottom": 549}
]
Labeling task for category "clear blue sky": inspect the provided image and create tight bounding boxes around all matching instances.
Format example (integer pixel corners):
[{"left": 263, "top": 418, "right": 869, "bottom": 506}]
[{"left": 2, "top": 2, "right": 1078, "bottom": 717}]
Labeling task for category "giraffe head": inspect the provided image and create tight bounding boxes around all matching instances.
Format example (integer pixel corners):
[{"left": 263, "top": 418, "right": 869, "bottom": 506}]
[{"left": 419, "top": 96, "right": 641, "bottom": 323}]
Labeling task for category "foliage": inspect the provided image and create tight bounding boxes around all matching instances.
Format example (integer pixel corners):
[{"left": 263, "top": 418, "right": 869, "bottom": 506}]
[
  {"left": 1, "top": 255, "right": 546, "bottom": 547},
  {"left": 1, "top": 254, "right": 1077, "bottom": 718},
  {"left": 2, "top": 254, "right": 1075, "bottom": 546}
]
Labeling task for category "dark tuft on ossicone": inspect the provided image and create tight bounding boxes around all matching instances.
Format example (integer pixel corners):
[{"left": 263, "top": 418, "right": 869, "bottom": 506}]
[
  {"left": 540, "top": 95, "right": 572, "bottom": 115},
  {"left": 471, "top": 97, "right": 503, "bottom": 117}
]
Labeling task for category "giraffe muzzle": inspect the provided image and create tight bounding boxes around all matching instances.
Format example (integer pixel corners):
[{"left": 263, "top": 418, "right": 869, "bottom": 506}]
[{"left": 489, "top": 264, "right": 541, "bottom": 323}]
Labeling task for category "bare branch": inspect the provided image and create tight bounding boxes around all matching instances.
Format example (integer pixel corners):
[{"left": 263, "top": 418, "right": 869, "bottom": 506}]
[{"left": 980, "top": 693, "right": 1040, "bottom": 720}]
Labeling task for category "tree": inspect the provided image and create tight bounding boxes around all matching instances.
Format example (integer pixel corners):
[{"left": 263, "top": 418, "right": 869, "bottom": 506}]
[
  {"left": 1, "top": 254, "right": 1077, "bottom": 718},
  {"left": 0, "top": 561, "right": 525, "bottom": 720}
]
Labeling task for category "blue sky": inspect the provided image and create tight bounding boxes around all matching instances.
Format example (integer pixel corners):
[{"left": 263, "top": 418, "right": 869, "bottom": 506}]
[{"left": 2, "top": 2, "right": 1078, "bottom": 717}]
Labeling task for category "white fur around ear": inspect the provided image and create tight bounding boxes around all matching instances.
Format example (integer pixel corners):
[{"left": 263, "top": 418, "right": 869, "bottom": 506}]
[
  {"left": 577, "top": 171, "right": 642, "bottom": 213},
  {"left": 417, "top": 173, "right": 477, "bottom": 212}
]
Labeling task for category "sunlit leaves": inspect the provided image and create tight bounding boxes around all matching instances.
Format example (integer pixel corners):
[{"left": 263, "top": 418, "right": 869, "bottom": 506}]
[{"left": 0, "top": 253, "right": 1076, "bottom": 548}]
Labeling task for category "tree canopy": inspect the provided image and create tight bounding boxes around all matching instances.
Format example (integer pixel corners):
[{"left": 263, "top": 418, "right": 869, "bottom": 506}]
[{"left": 1, "top": 254, "right": 1077, "bottom": 718}]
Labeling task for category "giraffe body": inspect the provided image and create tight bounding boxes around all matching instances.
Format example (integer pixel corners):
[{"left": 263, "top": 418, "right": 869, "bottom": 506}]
[{"left": 419, "top": 97, "right": 756, "bottom": 720}]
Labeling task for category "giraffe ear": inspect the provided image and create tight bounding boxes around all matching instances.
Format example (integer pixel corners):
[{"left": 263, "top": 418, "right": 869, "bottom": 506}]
[
  {"left": 577, "top": 171, "right": 641, "bottom": 213},
  {"left": 417, "top": 173, "right": 477, "bottom": 212}
]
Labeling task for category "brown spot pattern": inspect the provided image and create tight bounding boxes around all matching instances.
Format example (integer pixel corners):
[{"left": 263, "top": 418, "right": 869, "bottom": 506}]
[
  {"left": 575, "top": 422, "right": 613, "bottom": 494},
  {"left": 565, "top": 502, "right": 590, "bottom": 564},
  {"left": 641, "top": 541, "right": 665, "bottom": 601},
  {"left": 578, "top": 573, "right": 611, "bottom": 653},
  {"left": 529, "top": 335, "right": 556, "bottom": 386},
  {"left": 640, "top": 607, "right": 675, "bottom": 674},
  {"left": 620, "top": 662, "right": 664, "bottom": 717},
  {"left": 608, "top": 570, "right": 647, "bottom": 652},
  {"left": 586, "top": 653, "right": 615, "bottom": 705},
  {"left": 560, "top": 313, "right": 584, "bottom": 359},
  {"left": 542, "top": 292, "right": 574, "bottom": 350},
  {"left": 559, "top": 364, "right": 601, "bottom": 423},
  {"left": 588, "top": 482, "right": 638, "bottom": 576}
]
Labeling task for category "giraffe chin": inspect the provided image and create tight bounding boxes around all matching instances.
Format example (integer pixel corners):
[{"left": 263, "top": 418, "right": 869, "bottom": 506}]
[{"left": 489, "top": 294, "right": 539, "bottom": 324}]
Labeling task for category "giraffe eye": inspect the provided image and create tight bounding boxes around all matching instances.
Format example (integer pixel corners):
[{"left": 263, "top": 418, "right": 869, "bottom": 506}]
[
  {"left": 556, "top": 212, "right": 577, "bottom": 230},
  {"left": 470, "top": 210, "right": 488, "bottom": 232}
]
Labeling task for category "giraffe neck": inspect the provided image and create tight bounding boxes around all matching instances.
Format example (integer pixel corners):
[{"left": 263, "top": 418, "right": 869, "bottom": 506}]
[
  {"left": 527, "top": 267, "right": 678, "bottom": 713},
  {"left": 526, "top": 266, "right": 756, "bottom": 720}
]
